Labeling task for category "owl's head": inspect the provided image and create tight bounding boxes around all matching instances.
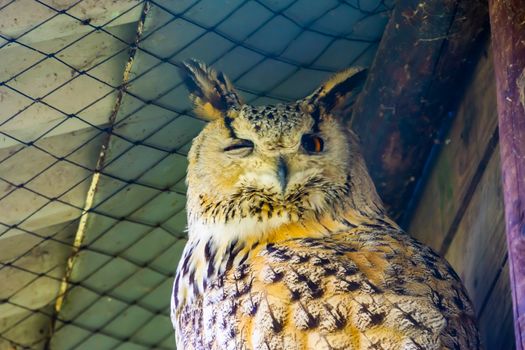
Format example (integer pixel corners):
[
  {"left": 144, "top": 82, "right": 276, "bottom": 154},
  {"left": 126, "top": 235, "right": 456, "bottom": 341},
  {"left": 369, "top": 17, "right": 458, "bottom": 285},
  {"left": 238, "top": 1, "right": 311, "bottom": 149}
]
[{"left": 182, "top": 60, "right": 384, "bottom": 240}]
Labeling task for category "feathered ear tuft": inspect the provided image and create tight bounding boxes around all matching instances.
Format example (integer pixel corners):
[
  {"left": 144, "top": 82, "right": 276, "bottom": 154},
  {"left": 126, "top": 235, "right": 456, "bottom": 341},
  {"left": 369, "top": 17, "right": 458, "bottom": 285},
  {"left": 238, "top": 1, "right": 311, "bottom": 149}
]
[
  {"left": 181, "top": 59, "right": 242, "bottom": 120},
  {"left": 305, "top": 67, "right": 367, "bottom": 115}
]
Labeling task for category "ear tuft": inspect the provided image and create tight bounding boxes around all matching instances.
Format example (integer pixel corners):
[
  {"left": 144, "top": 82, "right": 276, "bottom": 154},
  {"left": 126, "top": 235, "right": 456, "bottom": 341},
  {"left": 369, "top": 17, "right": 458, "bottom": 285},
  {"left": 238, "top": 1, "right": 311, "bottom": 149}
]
[
  {"left": 181, "top": 59, "right": 242, "bottom": 120},
  {"left": 305, "top": 67, "right": 368, "bottom": 114}
]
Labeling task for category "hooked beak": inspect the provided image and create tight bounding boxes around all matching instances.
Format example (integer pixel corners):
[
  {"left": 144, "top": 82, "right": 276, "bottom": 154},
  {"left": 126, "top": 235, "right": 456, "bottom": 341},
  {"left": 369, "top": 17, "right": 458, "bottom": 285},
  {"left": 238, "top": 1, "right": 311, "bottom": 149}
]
[{"left": 277, "top": 156, "right": 288, "bottom": 194}]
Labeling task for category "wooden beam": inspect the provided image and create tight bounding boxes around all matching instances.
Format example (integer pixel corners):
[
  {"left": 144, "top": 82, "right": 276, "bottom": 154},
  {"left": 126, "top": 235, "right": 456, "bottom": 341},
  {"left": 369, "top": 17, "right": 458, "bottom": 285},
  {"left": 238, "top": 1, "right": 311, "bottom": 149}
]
[
  {"left": 351, "top": 0, "right": 488, "bottom": 221},
  {"left": 0, "top": 22, "right": 138, "bottom": 151},
  {"left": 489, "top": 1, "right": 525, "bottom": 348},
  {"left": 408, "top": 46, "right": 497, "bottom": 251},
  {"left": 0, "top": 0, "right": 142, "bottom": 45}
]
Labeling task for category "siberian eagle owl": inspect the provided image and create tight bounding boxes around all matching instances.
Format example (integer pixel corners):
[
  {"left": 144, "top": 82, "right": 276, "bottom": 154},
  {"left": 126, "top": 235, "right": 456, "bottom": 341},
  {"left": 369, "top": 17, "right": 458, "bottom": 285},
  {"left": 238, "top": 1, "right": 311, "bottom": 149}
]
[{"left": 171, "top": 60, "right": 480, "bottom": 350}]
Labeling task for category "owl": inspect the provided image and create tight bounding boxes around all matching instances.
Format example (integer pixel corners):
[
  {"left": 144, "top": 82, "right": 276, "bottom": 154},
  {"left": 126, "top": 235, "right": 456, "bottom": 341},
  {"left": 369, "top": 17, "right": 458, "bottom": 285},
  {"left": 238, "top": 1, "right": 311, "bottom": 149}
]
[{"left": 171, "top": 59, "right": 480, "bottom": 350}]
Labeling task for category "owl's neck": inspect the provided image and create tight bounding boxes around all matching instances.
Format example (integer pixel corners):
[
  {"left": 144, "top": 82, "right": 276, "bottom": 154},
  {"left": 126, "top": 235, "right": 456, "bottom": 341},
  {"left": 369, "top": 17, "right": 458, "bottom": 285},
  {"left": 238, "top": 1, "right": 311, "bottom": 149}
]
[
  {"left": 186, "top": 196, "right": 388, "bottom": 247},
  {"left": 173, "top": 207, "right": 396, "bottom": 309}
]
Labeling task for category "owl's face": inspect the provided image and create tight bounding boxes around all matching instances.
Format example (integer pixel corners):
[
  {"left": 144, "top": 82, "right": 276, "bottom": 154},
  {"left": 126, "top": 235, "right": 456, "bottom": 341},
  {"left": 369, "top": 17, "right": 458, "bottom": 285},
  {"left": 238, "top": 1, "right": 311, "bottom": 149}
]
[{"left": 182, "top": 60, "right": 381, "bottom": 235}]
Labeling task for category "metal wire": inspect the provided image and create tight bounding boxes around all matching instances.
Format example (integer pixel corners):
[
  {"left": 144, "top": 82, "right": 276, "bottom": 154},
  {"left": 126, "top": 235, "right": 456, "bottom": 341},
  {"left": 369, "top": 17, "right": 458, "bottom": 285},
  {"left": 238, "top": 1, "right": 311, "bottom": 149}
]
[{"left": 0, "top": 0, "right": 393, "bottom": 348}]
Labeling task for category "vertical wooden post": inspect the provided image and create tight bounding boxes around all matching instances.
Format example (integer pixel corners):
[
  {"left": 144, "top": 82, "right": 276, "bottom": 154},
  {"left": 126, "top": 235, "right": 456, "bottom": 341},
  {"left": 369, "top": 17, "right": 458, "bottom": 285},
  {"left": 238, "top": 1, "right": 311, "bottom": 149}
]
[
  {"left": 351, "top": 0, "right": 488, "bottom": 221},
  {"left": 489, "top": 1, "right": 525, "bottom": 349}
]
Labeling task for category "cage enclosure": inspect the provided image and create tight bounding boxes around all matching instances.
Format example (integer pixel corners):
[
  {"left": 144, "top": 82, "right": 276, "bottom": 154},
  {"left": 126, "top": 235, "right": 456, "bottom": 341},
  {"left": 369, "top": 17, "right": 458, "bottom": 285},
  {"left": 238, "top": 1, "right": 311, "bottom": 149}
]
[{"left": 0, "top": 0, "right": 519, "bottom": 349}]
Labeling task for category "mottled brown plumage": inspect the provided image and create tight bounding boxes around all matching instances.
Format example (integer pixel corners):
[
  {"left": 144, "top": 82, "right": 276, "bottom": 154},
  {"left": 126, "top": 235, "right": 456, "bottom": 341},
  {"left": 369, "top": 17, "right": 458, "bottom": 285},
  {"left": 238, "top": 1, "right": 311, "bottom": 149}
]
[{"left": 171, "top": 59, "right": 480, "bottom": 350}]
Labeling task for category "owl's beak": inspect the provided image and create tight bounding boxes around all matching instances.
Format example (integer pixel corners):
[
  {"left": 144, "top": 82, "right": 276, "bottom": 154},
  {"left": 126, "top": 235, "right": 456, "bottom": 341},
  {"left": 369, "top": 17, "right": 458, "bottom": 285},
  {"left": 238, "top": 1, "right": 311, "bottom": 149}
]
[{"left": 277, "top": 156, "right": 288, "bottom": 194}]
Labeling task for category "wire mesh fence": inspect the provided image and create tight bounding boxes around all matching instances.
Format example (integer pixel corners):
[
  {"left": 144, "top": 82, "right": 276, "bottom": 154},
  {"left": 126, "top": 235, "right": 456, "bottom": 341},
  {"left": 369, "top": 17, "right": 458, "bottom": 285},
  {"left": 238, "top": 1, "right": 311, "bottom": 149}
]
[{"left": 0, "top": 0, "right": 394, "bottom": 348}]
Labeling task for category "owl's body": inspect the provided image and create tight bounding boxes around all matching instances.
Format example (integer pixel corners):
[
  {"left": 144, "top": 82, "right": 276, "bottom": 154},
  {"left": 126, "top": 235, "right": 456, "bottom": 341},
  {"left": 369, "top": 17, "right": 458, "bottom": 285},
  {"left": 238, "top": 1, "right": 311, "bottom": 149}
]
[{"left": 171, "top": 60, "right": 480, "bottom": 349}]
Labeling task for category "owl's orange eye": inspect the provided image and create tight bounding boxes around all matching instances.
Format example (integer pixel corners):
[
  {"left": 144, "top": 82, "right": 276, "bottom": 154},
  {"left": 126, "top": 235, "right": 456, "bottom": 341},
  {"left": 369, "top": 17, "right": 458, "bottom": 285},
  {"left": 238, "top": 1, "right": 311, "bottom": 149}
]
[{"left": 301, "top": 134, "right": 324, "bottom": 153}]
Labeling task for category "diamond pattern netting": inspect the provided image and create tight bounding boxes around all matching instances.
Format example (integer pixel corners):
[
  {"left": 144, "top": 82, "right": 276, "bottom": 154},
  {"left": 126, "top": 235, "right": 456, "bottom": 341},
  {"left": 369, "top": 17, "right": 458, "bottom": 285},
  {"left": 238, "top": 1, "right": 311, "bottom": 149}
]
[{"left": 0, "top": 1, "right": 393, "bottom": 348}]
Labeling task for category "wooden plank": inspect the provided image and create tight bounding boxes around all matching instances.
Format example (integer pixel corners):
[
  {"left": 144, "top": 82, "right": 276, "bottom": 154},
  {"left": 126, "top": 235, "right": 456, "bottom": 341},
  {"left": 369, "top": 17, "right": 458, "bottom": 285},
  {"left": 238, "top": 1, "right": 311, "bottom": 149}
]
[
  {"left": 479, "top": 261, "right": 516, "bottom": 350},
  {"left": 444, "top": 148, "right": 506, "bottom": 312},
  {"left": 351, "top": 0, "right": 489, "bottom": 220},
  {"left": 0, "top": 22, "right": 137, "bottom": 150},
  {"left": 0, "top": 305, "right": 54, "bottom": 350},
  {"left": 0, "top": 127, "right": 104, "bottom": 235},
  {"left": 0, "top": 0, "right": 142, "bottom": 45},
  {"left": 0, "top": 220, "right": 75, "bottom": 319},
  {"left": 489, "top": 1, "right": 525, "bottom": 347},
  {"left": 408, "top": 46, "right": 498, "bottom": 251}
]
